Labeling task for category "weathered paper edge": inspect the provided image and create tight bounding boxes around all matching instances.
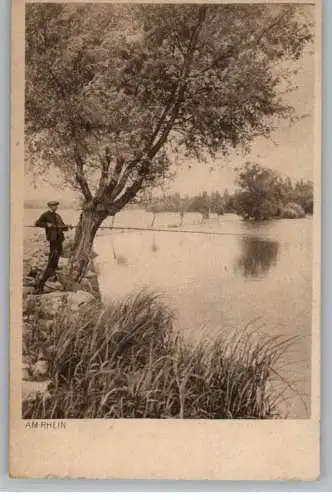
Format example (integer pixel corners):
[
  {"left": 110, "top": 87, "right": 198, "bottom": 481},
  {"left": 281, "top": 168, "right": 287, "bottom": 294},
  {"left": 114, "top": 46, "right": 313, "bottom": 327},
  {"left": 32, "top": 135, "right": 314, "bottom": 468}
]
[{"left": 9, "top": 0, "right": 321, "bottom": 480}]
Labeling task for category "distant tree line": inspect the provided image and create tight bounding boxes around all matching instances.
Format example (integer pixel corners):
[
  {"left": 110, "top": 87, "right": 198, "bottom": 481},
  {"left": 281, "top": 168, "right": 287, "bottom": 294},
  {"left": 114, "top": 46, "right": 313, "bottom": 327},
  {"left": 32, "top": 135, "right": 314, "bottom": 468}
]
[
  {"left": 24, "top": 200, "right": 81, "bottom": 210},
  {"left": 142, "top": 163, "right": 313, "bottom": 222},
  {"left": 143, "top": 190, "right": 231, "bottom": 217}
]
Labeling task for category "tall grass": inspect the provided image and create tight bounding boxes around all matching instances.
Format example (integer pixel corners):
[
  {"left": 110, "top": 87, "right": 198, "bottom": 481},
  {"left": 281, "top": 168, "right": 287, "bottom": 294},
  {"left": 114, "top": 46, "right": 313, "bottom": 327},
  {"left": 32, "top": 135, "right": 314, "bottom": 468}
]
[{"left": 23, "top": 290, "right": 296, "bottom": 419}]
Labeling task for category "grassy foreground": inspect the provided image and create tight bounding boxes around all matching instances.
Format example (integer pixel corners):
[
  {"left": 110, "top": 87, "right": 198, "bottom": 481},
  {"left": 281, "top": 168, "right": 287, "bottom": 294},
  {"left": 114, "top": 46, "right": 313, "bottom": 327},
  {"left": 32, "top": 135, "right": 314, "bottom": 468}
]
[{"left": 23, "top": 290, "right": 293, "bottom": 419}]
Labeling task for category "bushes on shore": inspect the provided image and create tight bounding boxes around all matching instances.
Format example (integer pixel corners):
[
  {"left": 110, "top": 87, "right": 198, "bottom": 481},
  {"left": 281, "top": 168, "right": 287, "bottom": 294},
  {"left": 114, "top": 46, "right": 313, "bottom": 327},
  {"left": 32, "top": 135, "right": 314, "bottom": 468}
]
[
  {"left": 280, "top": 202, "right": 305, "bottom": 219},
  {"left": 23, "top": 290, "right": 294, "bottom": 419}
]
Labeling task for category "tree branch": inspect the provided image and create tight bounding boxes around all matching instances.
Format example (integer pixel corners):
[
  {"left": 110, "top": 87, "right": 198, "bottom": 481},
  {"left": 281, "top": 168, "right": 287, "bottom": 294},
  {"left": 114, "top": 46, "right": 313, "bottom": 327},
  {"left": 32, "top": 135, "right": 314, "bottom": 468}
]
[
  {"left": 111, "top": 177, "right": 144, "bottom": 212},
  {"left": 46, "top": 66, "right": 94, "bottom": 203},
  {"left": 106, "top": 156, "right": 154, "bottom": 214},
  {"left": 110, "top": 168, "right": 133, "bottom": 201},
  {"left": 107, "top": 7, "right": 208, "bottom": 195},
  {"left": 146, "top": 82, "right": 179, "bottom": 150},
  {"left": 195, "top": 5, "right": 293, "bottom": 77},
  {"left": 74, "top": 146, "right": 93, "bottom": 202},
  {"left": 100, "top": 146, "right": 112, "bottom": 186},
  {"left": 147, "top": 6, "right": 207, "bottom": 159},
  {"left": 95, "top": 146, "right": 112, "bottom": 200},
  {"left": 105, "top": 156, "right": 125, "bottom": 197}
]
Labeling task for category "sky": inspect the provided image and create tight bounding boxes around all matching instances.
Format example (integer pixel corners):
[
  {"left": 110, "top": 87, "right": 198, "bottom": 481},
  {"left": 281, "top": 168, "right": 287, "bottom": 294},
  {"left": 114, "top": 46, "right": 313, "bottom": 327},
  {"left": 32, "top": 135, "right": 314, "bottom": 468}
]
[
  {"left": 169, "top": 48, "right": 315, "bottom": 196},
  {"left": 25, "top": 41, "right": 315, "bottom": 202}
]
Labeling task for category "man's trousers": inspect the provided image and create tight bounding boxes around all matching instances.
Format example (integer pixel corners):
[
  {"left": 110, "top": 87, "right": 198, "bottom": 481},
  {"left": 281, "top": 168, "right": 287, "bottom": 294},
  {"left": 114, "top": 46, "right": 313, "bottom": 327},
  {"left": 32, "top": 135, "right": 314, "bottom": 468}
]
[{"left": 35, "top": 239, "right": 63, "bottom": 291}]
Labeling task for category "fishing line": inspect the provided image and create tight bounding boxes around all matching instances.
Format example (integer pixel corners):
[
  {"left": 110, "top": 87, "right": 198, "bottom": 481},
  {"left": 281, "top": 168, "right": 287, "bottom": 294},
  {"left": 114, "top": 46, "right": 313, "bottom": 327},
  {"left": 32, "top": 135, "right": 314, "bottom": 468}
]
[{"left": 23, "top": 225, "right": 273, "bottom": 239}]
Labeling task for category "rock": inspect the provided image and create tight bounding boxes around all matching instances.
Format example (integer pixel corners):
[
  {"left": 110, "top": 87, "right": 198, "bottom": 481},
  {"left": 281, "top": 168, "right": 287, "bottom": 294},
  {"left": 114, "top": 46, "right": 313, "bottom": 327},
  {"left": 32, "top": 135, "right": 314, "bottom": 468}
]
[
  {"left": 27, "top": 266, "right": 41, "bottom": 277},
  {"left": 23, "top": 295, "right": 37, "bottom": 315},
  {"left": 23, "top": 276, "right": 36, "bottom": 286},
  {"left": 56, "top": 272, "right": 79, "bottom": 291},
  {"left": 37, "top": 318, "right": 54, "bottom": 333},
  {"left": 35, "top": 292, "right": 67, "bottom": 319},
  {"left": 46, "top": 281, "right": 64, "bottom": 292},
  {"left": 59, "top": 257, "right": 69, "bottom": 268},
  {"left": 31, "top": 290, "right": 95, "bottom": 319},
  {"left": 23, "top": 286, "right": 34, "bottom": 299},
  {"left": 67, "top": 290, "right": 95, "bottom": 311},
  {"left": 80, "top": 278, "right": 93, "bottom": 294},
  {"left": 30, "top": 359, "right": 49, "bottom": 379},
  {"left": 22, "top": 380, "right": 51, "bottom": 401},
  {"left": 23, "top": 321, "right": 33, "bottom": 338},
  {"left": 22, "top": 363, "right": 31, "bottom": 381},
  {"left": 31, "top": 256, "right": 46, "bottom": 267},
  {"left": 85, "top": 270, "right": 97, "bottom": 279}
]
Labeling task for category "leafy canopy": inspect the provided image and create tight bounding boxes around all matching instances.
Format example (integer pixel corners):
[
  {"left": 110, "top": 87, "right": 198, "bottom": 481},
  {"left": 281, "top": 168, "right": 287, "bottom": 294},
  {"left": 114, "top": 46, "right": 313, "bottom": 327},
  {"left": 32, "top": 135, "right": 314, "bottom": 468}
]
[
  {"left": 25, "top": 3, "right": 313, "bottom": 213},
  {"left": 234, "top": 162, "right": 313, "bottom": 220}
]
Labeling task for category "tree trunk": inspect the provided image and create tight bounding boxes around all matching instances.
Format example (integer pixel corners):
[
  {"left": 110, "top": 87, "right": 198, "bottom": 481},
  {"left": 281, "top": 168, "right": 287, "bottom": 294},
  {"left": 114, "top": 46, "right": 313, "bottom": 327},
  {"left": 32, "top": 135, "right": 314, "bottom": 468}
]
[
  {"left": 68, "top": 209, "right": 106, "bottom": 284},
  {"left": 72, "top": 213, "right": 83, "bottom": 252}
]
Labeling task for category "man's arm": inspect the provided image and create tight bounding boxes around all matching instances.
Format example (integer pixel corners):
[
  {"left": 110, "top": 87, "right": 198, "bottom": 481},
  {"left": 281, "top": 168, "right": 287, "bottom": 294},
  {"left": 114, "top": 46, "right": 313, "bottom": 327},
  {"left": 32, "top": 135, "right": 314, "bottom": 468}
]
[
  {"left": 56, "top": 214, "right": 71, "bottom": 231},
  {"left": 34, "top": 212, "right": 51, "bottom": 228}
]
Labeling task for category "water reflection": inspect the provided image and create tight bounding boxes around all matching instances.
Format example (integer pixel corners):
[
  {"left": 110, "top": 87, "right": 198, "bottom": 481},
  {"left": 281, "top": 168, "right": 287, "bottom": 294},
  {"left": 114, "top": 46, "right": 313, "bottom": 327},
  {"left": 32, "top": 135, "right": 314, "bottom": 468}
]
[
  {"left": 93, "top": 214, "right": 311, "bottom": 418},
  {"left": 150, "top": 234, "right": 159, "bottom": 253},
  {"left": 235, "top": 236, "right": 280, "bottom": 278},
  {"left": 111, "top": 237, "right": 128, "bottom": 266}
]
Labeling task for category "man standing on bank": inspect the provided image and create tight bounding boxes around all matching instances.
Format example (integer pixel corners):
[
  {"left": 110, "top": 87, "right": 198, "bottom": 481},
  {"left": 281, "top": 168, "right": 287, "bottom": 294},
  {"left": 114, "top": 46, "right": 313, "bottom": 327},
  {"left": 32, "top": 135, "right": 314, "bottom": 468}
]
[{"left": 33, "top": 201, "right": 73, "bottom": 294}]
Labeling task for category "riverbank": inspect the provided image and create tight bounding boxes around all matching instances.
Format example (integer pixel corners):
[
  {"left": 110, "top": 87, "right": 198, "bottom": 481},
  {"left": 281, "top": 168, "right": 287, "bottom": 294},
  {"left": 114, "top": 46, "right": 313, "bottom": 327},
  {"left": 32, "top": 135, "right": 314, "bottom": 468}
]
[
  {"left": 22, "top": 229, "right": 101, "bottom": 403},
  {"left": 23, "top": 288, "right": 290, "bottom": 419},
  {"left": 23, "top": 210, "right": 312, "bottom": 418},
  {"left": 22, "top": 229, "right": 295, "bottom": 419}
]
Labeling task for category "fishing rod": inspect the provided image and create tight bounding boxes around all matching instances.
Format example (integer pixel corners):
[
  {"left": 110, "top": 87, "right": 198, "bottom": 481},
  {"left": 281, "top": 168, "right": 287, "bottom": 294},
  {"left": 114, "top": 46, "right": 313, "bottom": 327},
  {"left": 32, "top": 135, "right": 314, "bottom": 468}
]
[{"left": 23, "top": 225, "right": 272, "bottom": 239}]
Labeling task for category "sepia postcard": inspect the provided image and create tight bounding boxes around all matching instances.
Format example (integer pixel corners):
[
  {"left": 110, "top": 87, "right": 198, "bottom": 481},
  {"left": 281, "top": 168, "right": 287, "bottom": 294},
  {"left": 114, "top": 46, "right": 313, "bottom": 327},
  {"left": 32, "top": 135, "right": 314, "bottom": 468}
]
[{"left": 9, "top": 0, "right": 321, "bottom": 480}]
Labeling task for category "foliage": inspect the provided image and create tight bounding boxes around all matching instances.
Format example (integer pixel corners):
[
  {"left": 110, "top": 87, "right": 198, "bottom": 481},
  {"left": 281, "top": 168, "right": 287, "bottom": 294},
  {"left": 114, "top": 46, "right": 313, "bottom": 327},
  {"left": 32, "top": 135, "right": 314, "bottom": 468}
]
[
  {"left": 25, "top": 3, "right": 313, "bottom": 280},
  {"left": 223, "top": 189, "right": 237, "bottom": 213},
  {"left": 144, "top": 190, "right": 226, "bottom": 216},
  {"left": 148, "top": 192, "right": 182, "bottom": 214},
  {"left": 285, "top": 180, "right": 313, "bottom": 214},
  {"left": 22, "top": 291, "right": 297, "bottom": 419},
  {"left": 210, "top": 192, "right": 225, "bottom": 216},
  {"left": 143, "top": 171, "right": 313, "bottom": 221},
  {"left": 233, "top": 163, "right": 284, "bottom": 220},
  {"left": 280, "top": 202, "right": 305, "bottom": 219},
  {"left": 26, "top": 3, "right": 313, "bottom": 212},
  {"left": 233, "top": 163, "right": 313, "bottom": 220},
  {"left": 188, "top": 191, "right": 211, "bottom": 217}
]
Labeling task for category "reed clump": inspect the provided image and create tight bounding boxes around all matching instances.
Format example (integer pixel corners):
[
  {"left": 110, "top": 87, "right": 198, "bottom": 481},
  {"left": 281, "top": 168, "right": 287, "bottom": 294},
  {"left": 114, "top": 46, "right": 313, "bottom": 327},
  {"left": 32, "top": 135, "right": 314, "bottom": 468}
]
[{"left": 23, "top": 290, "right": 294, "bottom": 419}]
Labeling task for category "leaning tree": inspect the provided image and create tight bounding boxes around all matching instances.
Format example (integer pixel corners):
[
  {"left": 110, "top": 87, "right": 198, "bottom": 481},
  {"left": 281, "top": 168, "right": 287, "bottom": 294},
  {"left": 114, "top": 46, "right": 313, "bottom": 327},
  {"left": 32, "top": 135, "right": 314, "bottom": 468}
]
[{"left": 25, "top": 2, "right": 313, "bottom": 282}]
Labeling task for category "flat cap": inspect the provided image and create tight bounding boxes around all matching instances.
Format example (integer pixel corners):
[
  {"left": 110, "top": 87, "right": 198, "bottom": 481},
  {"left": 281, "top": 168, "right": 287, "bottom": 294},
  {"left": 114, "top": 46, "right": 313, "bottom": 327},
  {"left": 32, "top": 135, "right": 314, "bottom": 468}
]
[{"left": 47, "top": 200, "right": 60, "bottom": 207}]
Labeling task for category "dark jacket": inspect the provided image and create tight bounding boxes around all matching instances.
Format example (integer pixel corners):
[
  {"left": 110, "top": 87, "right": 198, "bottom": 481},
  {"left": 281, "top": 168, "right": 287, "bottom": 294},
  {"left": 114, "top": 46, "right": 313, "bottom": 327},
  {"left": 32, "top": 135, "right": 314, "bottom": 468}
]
[{"left": 35, "top": 210, "right": 69, "bottom": 242}]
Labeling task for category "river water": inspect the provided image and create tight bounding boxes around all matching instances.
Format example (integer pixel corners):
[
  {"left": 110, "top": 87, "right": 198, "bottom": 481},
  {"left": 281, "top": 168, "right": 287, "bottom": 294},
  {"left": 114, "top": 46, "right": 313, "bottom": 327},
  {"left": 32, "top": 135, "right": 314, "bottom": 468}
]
[{"left": 25, "top": 208, "right": 313, "bottom": 418}]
